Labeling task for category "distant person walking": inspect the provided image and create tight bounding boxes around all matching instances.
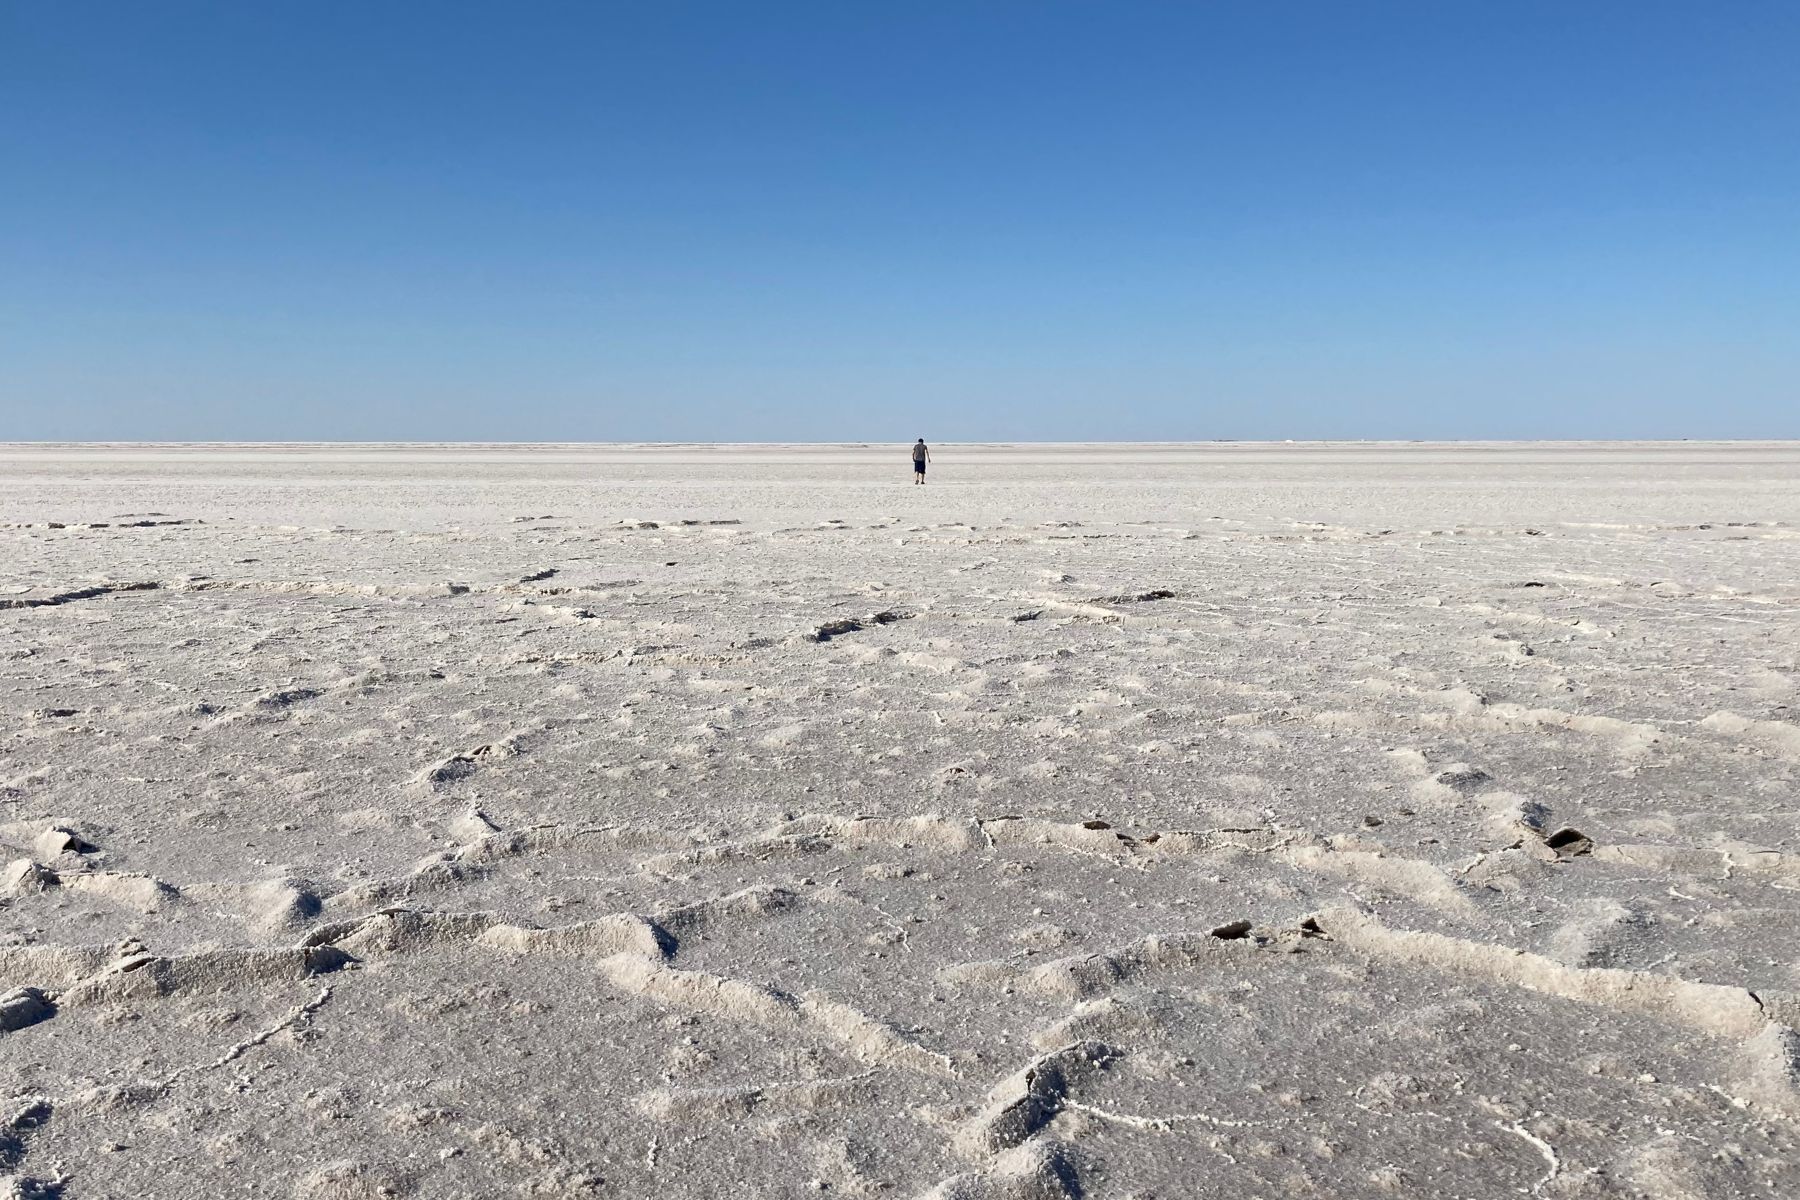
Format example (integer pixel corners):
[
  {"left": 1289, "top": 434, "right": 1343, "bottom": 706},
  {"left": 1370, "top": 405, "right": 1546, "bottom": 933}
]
[{"left": 912, "top": 438, "right": 930, "bottom": 484}]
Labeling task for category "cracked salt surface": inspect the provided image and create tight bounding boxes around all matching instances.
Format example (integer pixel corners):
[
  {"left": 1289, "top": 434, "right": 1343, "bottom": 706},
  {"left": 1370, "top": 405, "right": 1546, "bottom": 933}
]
[{"left": 2, "top": 441, "right": 1800, "bottom": 1198}]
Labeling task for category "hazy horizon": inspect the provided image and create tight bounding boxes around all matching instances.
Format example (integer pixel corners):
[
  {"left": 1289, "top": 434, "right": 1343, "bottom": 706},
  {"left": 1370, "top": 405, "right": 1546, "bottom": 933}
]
[{"left": 5, "top": 437, "right": 1799, "bottom": 452}]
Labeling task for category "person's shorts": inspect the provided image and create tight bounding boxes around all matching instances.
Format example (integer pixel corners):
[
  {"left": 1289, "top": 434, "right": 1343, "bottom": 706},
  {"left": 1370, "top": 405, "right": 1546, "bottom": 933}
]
[{"left": 913, "top": 461, "right": 926, "bottom": 474}]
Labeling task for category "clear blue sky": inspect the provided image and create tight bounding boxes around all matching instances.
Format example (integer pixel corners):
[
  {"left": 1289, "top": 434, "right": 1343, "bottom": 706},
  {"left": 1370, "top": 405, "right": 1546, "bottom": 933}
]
[{"left": 3, "top": 2, "right": 1796, "bottom": 441}]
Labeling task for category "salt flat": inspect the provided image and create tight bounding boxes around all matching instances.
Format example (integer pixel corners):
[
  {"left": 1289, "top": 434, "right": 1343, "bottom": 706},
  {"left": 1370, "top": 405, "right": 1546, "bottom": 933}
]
[{"left": 4, "top": 441, "right": 1800, "bottom": 1199}]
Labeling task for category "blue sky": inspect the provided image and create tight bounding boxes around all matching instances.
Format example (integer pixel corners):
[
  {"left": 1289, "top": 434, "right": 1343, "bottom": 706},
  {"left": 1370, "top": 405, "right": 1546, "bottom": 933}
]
[{"left": 2, "top": 2, "right": 1796, "bottom": 441}]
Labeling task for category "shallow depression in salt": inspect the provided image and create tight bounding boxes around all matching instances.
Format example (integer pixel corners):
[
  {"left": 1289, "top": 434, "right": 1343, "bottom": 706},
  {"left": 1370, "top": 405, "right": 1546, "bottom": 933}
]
[{"left": 3, "top": 442, "right": 1800, "bottom": 1198}]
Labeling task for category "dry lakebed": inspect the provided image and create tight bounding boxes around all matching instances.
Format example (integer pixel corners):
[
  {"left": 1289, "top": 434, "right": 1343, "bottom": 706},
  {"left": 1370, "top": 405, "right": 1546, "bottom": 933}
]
[{"left": 3, "top": 441, "right": 1799, "bottom": 1199}]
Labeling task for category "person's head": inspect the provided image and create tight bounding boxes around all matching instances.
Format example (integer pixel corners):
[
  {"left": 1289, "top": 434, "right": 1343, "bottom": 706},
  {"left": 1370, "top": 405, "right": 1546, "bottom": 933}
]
[{"left": 916, "top": 438, "right": 924, "bottom": 443}]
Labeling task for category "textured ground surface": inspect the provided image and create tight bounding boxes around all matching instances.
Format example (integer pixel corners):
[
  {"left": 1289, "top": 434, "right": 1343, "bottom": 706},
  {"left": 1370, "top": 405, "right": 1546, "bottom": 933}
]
[{"left": 3, "top": 441, "right": 1800, "bottom": 1199}]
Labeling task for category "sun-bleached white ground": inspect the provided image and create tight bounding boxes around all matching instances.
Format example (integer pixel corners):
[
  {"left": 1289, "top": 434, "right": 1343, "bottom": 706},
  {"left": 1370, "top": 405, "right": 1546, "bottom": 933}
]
[{"left": 4, "top": 441, "right": 1800, "bottom": 1199}]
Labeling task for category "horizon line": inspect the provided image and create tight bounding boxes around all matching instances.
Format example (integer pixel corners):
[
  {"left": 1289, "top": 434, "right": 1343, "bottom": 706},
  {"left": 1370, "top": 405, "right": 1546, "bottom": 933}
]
[{"left": 4, "top": 437, "right": 1798, "bottom": 449}]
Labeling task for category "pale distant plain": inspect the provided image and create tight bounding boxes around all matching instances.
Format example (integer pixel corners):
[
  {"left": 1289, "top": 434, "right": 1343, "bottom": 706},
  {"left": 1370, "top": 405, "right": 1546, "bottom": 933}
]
[{"left": 4, "top": 442, "right": 1800, "bottom": 1199}]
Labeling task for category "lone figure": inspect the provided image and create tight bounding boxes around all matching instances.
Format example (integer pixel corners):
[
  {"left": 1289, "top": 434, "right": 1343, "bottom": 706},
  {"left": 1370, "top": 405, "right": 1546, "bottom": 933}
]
[{"left": 912, "top": 438, "right": 930, "bottom": 484}]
